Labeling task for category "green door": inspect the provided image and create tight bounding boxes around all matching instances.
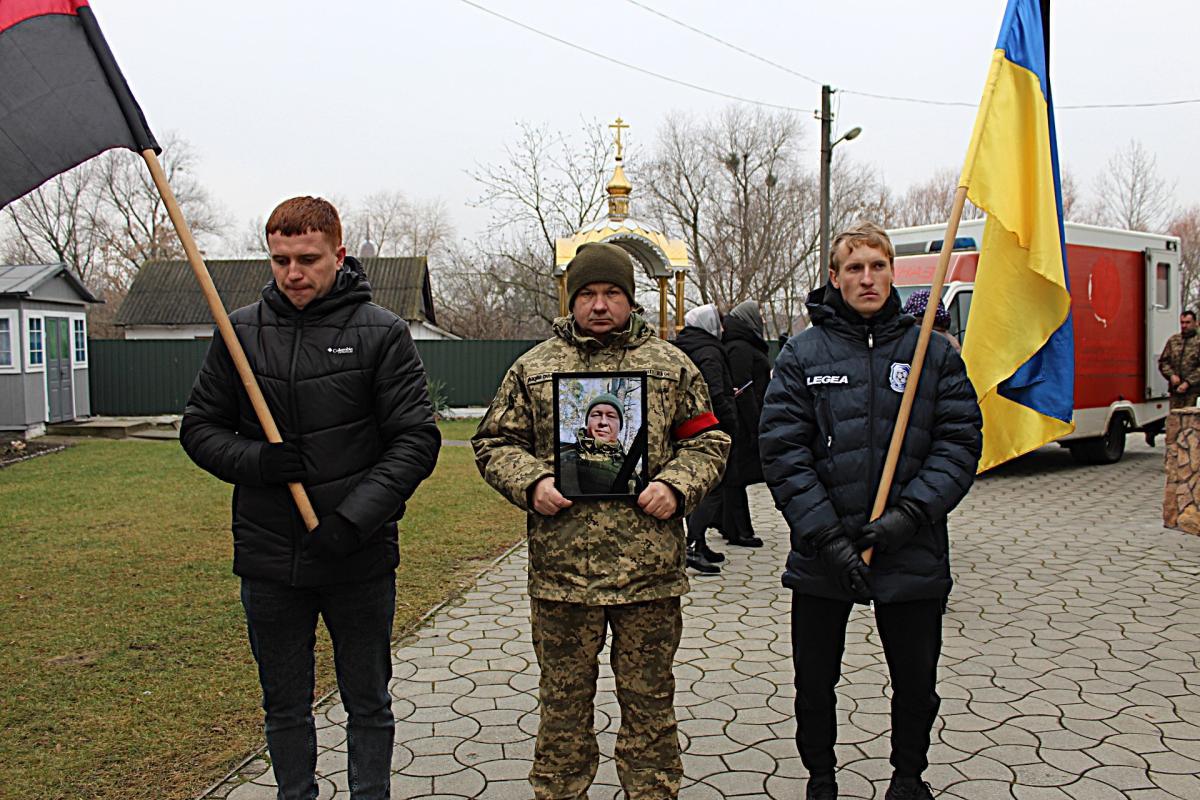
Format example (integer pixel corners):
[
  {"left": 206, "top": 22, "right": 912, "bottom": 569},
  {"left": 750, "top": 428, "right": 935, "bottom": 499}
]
[{"left": 45, "top": 317, "right": 73, "bottom": 423}]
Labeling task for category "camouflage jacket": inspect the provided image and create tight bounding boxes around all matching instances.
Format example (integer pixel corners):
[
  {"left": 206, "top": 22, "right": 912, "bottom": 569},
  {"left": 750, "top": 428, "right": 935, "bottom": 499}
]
[
  {"left": 1159, "top": 332, "right": 1200, "bottom": 404},
  {"left": 473, "top": 313, "right": 731, "bottom": 604},
  {"left": 558, "top": 432, "right": 645, "bottom": 495}
]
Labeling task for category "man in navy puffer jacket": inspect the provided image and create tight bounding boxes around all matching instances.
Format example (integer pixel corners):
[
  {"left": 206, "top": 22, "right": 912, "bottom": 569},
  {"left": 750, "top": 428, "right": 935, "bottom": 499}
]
[{"left": 760, "top": 222, "right": 982, "bottom": 800}]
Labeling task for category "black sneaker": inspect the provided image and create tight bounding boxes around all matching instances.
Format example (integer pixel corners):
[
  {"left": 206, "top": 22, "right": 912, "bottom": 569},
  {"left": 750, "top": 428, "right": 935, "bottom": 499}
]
[
  {"left": 806, "top": 772, "right": 837, "bottom": 799},
  {"left": 884, "top": 776, "right": 935, "bottom": 799},
  {"left": 686, "top": 547, "right": 720, "bottom": 574},
  {"left": 727, "top": 534, "right": 763, "bottom": 548},
  {"left": 699, "top": 543, "right": 725, "bottom": 563}
]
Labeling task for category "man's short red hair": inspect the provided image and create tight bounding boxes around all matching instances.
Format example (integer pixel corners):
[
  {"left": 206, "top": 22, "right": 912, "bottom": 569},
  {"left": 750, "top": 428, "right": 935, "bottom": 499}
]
[{"left": 265, "top": 196, "right": 342, "bottom": 248}]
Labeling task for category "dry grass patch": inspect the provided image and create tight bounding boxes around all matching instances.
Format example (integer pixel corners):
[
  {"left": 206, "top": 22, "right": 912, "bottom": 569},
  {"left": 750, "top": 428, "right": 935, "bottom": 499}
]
[{"left": 0, "top": 436, "right": 522, "bottom": 799}]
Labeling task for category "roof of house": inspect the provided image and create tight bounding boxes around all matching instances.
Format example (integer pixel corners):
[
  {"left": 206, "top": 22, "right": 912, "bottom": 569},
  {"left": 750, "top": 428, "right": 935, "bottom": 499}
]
[
  {"left": 0, "top": 263, "right": 98, "bottom": 302},
  {"left": 115, "top": 257, "right": 436, "bottom": 326}
]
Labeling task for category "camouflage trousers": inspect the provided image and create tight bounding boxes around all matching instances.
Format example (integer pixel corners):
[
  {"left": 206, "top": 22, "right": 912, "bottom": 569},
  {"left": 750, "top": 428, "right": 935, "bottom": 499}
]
[
  {"left": 1169, "top": 391, "right": 1200, "bottom": 410},
  {"left": 529, "top": 596, "right": 684, "bottom": 800}
]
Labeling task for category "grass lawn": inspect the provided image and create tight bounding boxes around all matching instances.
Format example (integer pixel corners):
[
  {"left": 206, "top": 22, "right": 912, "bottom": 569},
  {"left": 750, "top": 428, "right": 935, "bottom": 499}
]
[
  {"left": 0, "top": 432, "right": 522, "bottom": 800},
  {"left": 436, "top": 417, "right": 482, "bottom": 442}
]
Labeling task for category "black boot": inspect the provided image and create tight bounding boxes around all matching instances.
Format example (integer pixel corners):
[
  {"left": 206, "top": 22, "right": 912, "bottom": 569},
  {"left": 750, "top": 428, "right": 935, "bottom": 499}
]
[
  {"left": 806, "top": 772, "right": 837, "bottom": 799},
  {"left": 699, "top": 542, "right": 725, "bottom": 563},
  {"left": 727, "top": 533, "right": 763, "bottom": 548},
  {"left": 686, "top": 545, "right": 720, "bottom": 574},
  {"left": 885, "top": 775, "right": 935, "bottom": 799}
]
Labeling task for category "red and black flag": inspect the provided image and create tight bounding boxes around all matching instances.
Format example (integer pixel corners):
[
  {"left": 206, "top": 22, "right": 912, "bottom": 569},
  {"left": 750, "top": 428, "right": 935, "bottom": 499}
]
[{"left": 0, "top": 0, "right": 158, "bottom": 208}]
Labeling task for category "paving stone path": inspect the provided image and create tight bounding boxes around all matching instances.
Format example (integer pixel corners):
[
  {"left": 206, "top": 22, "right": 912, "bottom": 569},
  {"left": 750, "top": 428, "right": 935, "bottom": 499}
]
[{"left": 205, "top": 439, "right": 1200, "bottom": 799}]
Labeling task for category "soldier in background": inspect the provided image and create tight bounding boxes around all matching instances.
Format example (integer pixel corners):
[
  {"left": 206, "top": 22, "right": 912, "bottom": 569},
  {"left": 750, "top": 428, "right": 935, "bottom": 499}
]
[
  {"left": 1155, "top": 309, "right": 1200, "bottom": 447},
  {"left": 1159, "top": 309, "right": 1200, "bottom": 410},
  {"left": 473, "top": 242, "right": 729, "bottom": 799}
]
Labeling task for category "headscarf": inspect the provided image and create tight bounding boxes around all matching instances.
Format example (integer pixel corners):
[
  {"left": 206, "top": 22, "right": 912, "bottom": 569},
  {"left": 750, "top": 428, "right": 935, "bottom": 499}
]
[
  {"left": 684, "top": 303, "right": 722, "bottom": 338},
  {"left": 902, "top": 288, "right": 951, "bottom": 329},
  {"left": 728, "top": 300, "right": 764, "bottom": 337}
]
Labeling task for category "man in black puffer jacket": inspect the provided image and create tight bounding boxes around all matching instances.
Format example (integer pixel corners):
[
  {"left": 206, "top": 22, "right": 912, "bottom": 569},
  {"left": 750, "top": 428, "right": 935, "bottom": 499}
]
[
  {"left": 760, "top": 222, "right": 981, "bottom": 800},
  {"left": 181, "top": 196, "right": 440, "bottom": 800}
]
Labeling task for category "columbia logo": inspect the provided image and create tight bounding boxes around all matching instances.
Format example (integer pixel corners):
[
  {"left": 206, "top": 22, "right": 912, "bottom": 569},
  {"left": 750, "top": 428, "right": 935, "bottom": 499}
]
[
  {"left": 327, "top": 346, "right": 354, "bottom": 355},
  {"left": 807, "top": 375, "right": 848, "bottom": 386}
]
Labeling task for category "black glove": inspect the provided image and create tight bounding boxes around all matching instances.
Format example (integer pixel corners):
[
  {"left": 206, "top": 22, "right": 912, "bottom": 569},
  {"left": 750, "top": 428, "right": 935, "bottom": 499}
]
[
  {"left": 304, "top": 513, "right": 362, "bottom": 560},
  {"left": 855, "top": 501, "right": 923, "bottom": 555},
  {"left": 259, "top": 442, "right": 306, "bottom": 485},
  {"left": 812, "top": 525, "right": 871, "bottom": 601}
]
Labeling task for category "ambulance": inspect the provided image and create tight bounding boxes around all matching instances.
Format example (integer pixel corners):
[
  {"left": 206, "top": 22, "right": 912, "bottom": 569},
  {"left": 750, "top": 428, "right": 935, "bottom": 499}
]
[{"left": 888, "top": 219, "right": 1182, "bottom": 465}]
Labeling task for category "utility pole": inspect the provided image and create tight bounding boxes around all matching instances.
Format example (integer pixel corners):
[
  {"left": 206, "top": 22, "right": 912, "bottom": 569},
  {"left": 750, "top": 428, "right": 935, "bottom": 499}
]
[
  {"left": 819, "top": 84, "right": 833, "bottom": 276},
  {"left": 818, "top": 85, "right": 862, "bottom": 277}
]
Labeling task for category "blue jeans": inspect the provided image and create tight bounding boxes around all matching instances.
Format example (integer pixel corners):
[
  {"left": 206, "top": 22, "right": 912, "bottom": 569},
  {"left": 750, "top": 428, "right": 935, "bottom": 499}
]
[{"left": 241, "top": 575, "right": 396, "bottom": 800}]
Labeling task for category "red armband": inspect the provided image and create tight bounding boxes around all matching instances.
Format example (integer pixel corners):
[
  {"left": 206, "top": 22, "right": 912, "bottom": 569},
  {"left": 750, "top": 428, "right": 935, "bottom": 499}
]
[{"left": 673, "top": 412, "right": 719, "bottom": 440}]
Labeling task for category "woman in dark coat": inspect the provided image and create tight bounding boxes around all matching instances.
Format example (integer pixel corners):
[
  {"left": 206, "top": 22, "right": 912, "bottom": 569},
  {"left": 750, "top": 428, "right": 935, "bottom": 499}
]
[
  {"left": 673, "top": 303, "right": 737, "bottom": 572},
  {"left": 721, "top": 300, "right": 771, "bottom": 546}
]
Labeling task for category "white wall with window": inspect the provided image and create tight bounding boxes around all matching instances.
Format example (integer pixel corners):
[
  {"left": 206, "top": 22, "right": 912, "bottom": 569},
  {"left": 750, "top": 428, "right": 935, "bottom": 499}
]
[
  {"left": 23, "top": 312, "right": 44, "bottom": 373},
  {"left": 0, "top": 310, "right": 19, "bottom": 374},
  {"left": 70, "top": 313, "right": 88, "bottom": 367}
]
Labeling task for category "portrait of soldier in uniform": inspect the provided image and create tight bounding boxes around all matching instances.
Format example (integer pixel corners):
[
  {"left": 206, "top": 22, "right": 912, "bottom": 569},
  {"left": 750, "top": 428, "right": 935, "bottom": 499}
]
[{"left": 555, "top": 374, "right": 648, "bottom": 498}]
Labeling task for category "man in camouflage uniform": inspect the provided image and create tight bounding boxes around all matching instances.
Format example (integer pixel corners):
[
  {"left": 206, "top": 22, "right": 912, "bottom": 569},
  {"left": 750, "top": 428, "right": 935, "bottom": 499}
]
[
  {"left": 473, "top": 242, "right": 730, "bottom": 799},
  {"left": 558, "top": 393, "right": 644, "bottom": 495},
  {"left": 1159, "top": 309, "right": 1200, "bottom": 411}
]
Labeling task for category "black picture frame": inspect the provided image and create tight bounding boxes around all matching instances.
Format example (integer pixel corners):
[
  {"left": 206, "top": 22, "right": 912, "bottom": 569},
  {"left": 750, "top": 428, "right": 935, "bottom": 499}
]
[{"left": 552, "top": 371, "right": 649, "bottom": 500}]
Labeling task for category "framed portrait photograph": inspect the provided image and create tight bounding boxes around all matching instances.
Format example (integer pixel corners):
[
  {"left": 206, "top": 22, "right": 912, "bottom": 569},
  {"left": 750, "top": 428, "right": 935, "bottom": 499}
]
[{"left": 553, "top": 371, "right": 649, "bottom": 500}]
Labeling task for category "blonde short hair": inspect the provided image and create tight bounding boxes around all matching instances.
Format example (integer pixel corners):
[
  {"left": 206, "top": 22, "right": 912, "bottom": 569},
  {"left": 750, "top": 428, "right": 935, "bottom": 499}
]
[{"left": 830, "top": 221, "right": 894, "bottom": 272}]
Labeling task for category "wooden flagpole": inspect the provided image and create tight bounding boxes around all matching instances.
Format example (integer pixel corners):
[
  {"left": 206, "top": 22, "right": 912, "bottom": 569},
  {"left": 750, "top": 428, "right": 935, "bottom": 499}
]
[
  {"left": 140, "top": 149, "right": 319, "bottom": 532},
  {"left": 862, "top": 185, "right": 968, "bottom": 565}
]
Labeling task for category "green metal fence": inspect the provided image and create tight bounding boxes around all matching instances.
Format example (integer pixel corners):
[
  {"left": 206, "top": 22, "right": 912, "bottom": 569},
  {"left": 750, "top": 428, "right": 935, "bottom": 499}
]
[
  {"left": 89, "top": 339, "right": 212, "bottom": 416},
  {"left": 88, "top": 336, "right": 784, "bottom": 416},
  {"left": 416, "top": 339, "right": 538, "bottom": 407},
  {"left": 88, "top": 338, "right": 540, "bottom": 415}
]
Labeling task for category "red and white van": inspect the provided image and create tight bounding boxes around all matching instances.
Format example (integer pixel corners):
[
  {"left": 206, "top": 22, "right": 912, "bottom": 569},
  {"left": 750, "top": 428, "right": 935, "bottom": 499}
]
[{"left": 888, "top": 220, "right": 1182, "bottom": 465}]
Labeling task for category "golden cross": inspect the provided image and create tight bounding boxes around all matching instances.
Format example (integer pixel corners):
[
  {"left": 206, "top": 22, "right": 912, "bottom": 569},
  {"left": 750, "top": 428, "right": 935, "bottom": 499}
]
[{"left": 609, "top": 117, "right": 630, "bottom": 159}]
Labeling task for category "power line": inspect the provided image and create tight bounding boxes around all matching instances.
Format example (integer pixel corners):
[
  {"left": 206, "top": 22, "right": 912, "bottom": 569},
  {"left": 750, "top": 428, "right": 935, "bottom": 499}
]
[
  {"left": 455, "top": 0, "right": 807, "bottom": 113},
  {"left": 624, "top": 0, "right": 1200, "bottom": 111},
  {"left": 623, "top": 0, "right": 822, "bottom": 88}
]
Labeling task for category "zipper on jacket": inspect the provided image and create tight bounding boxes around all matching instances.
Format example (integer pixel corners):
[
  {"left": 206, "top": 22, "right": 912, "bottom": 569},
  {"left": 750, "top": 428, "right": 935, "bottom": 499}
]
[
  {"left": 288, "top": 318, "right": 305, "bottom": 587},
  {"left": 866, "top": 328, "right": 877, "bottom": 513}
]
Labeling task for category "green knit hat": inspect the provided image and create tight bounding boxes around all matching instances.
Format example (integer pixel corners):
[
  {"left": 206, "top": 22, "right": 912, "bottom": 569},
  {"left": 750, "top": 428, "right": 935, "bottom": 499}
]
[
  {"left": 585, "top": 393, "right": 624, "bottom": 430},
  {"left": 566, "top": 243, "right": 635, "bottom": 307}
]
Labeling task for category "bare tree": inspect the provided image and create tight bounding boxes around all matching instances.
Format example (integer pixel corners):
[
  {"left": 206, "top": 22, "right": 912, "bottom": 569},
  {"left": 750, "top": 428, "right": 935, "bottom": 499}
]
[
  {"left": 1170, "top": 205, "right": 1200, "bottom": 312},
  {"left": 235, "top": 215, "right": 268, "bottom": 255},
  {"left": 1091, "top": 140, "right": 1176, "bottom": 232},
  {"left": 642, "top": 106, "right": 892, "bottom": 336},
  {"left": 644, "top": 107, "right": 809, "bottom": 314},
  {"left": 2, "top": 162, "right": 107, "bottom": 286},
  {"left": 92, "top": 133, "right": 225, "bottom": 295},
  {"left": 342, "top": 191, "right": 455, "bottom": 261},
  {"left": 1059, "top": 166, "right": 1081, "bottom": 221},
  {"left": 886, "top": 167, "right": 984, "bottom": 228},
  {"left": 436, "top": 120, "right": 612, "bottom": 337}
]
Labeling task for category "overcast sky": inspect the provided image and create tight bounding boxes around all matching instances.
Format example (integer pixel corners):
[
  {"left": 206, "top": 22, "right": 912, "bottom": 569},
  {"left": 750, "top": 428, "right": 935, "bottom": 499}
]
[{"left": 93, "top": 0, "right": 1199, "bottom": 247}]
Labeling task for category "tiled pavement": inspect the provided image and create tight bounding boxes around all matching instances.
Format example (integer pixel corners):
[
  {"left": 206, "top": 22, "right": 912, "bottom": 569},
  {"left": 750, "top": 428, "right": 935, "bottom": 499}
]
[{"left": 205, "top": 438, "right": 1200, "bottom": 799}]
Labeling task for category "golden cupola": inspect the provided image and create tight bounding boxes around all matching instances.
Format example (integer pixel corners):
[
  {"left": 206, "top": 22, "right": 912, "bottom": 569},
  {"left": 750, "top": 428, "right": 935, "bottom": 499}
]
[{"left": 554, "top": 117, "right": 693, "bottom": 336}]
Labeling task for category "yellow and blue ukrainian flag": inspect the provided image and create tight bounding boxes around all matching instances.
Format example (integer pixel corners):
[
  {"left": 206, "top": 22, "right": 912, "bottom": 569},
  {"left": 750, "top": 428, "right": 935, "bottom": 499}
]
[{"left": 960, "top": 0, "right": 1074, "bottom": 471}]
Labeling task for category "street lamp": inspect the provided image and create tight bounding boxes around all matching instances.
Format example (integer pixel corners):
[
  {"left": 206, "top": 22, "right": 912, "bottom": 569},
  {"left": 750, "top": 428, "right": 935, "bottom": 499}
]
[{"left": 818, "top": 84, "right": 863, "bottom": 277}]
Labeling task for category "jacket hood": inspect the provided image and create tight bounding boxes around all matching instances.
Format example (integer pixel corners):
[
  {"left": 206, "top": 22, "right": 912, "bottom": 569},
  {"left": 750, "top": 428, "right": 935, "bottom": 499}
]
[
  {"left": 262, "top": 255, "right": 373, "bottom": 318},
  {"left": 728, "top": 300, "right": 764, "bottom": 335},
  {"left": 553, "top": 309, "right": 653, "bottom": 352},
  {"left": 806, "top": 281, "right": 911, "bottom": 342}
]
